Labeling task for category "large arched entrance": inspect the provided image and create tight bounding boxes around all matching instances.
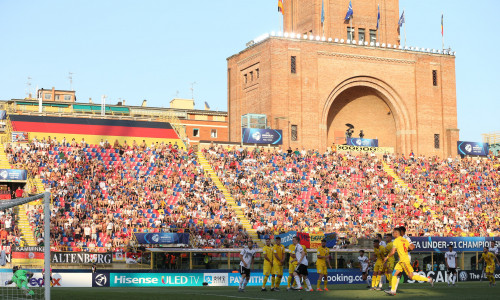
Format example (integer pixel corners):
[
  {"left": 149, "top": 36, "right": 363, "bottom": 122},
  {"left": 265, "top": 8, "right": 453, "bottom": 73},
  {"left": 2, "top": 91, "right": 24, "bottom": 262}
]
[
  {"left": 321, "top": 77, "right": 412, "bottom": 154},
  {"left": 327, "top": 86, "right": 397, "bottom": 149}
]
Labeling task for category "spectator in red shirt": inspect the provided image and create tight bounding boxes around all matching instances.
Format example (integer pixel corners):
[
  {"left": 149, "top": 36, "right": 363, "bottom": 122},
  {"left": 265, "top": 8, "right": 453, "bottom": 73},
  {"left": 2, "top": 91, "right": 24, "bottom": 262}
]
[{"left": 15, "top": 187, "right": 23, "bottom": 198}]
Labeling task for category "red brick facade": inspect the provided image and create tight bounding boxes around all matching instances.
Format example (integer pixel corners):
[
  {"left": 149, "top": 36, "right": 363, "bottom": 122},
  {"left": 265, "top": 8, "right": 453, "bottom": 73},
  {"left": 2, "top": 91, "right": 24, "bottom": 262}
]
[{"left": 228, "top": 37, "right": 458, "bottom": 157}]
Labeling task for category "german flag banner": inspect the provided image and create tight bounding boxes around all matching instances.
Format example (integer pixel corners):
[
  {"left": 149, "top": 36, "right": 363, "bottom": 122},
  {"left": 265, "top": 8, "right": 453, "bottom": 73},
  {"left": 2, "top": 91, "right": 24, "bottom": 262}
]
[{"left": 12, "top": 246, "right": 44, "bottom": 265}]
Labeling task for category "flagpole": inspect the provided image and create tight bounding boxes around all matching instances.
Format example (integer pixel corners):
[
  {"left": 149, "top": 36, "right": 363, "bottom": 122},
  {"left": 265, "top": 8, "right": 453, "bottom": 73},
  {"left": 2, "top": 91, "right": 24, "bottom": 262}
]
[
  {"left": 441, "top": 13, "right": 444, "bottom": 50},
  {"left": 404, "top": 19, "right": 407, "bottom": 48},
  {"left": 350, "top": 18, "right": 352, "bottom": 40}
]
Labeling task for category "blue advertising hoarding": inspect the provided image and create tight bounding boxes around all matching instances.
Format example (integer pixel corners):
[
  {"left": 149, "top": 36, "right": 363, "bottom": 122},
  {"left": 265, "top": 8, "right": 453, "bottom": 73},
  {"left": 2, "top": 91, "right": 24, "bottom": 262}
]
[
  {"left": 457, "top": 141, "right": 489, "bottom": 156},
  {"left": 242, "top": 128, "right": 282, "bottom": 145},
  {"left": 134, "top": 233, "right": 189, "bottom": 245},
  {"left": 346, "top": 138, "right": 379, "bottom": 147},
  {"left": 412, "top": 237, "right": 499, "bottom": 252},
  {"left": 0, "top": 169, "right": 27, "bottom": 181}
]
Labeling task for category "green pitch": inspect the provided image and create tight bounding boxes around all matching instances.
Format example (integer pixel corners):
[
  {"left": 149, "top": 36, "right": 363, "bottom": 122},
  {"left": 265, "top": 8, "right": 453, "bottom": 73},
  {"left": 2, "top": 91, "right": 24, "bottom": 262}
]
[{"left": 51, "top": 282, "right": 498, "bottom": 300}]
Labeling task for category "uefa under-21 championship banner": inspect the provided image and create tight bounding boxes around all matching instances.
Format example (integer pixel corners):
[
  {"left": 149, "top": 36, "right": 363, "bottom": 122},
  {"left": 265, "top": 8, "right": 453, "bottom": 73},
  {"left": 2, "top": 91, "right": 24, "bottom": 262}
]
[
  {"left": 277, "top": 231, "right": 337, "bottom": 248},
  {"left": 457, "top": 141, "right": 489, "bottom": 156},
  {"left": 134, "top": 232, "right": 190, "bottom": 245},
  {"left": 346, "top": 138, "right": 379, "bottom": 147},
  {"left": 411, "top": 237, "right": 500, "bottom": 252},
  {"left": 0, "top": 169, "right": 28, "bottom": 181},
  {"left": 241, "top": 128, "right": 283, "bottom": 145}
]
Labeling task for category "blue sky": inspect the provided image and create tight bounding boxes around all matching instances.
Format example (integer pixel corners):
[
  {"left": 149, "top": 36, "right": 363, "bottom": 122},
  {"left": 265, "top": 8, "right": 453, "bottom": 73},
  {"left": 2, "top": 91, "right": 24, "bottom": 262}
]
[{"left": 0, "top": 0, "right": 498, "bottom": 141}]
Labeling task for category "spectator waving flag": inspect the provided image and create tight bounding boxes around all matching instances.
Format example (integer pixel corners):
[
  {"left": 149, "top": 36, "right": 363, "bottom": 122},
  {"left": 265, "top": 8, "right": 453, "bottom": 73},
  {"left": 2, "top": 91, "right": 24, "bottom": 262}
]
[
  {"left": 398, "top": 10, "right": 405, "bottom": 28},
  {"left": 376, "top": 4, "right": 380, "bottom": 30},
  {"left": 278, "top": 0, "right": 284, "bottom": 15},
  {"left": 344, "top": 1, "right": 353, "bottom": 21}
]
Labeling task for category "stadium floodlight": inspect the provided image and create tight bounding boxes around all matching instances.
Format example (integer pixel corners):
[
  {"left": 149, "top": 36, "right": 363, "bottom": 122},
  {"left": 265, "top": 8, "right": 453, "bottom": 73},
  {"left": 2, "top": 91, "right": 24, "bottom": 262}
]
[
  {"left": 346, "top": 39, "right": 351, "bottom": 44},
  {"left": 358, "top": 41, "right": 363, "bottom": 45},
  {"left": 340, "top": 39, "right": 344, "bottom": 43},
  {"left": 270, "top": 31, "right": 276, "bottom": 36},
  {"left": 352, "top": 40, "right": 357, "bottom": 44},
  {"left": 328, "top": 37, "right": 333, "bottom": 42},
  {"left": 426, "top": 48, "right": 431, "bottom": 52},
  {"left": 315, "top": 35, "right": 320, "bottom": 40},
  {"left": 364, "top": 41, "right": 368, "bottom": 46},
  {"left": 370, "top": 42, "right": 375, "bottom": 46},
  {"left": 388, "top": 44, "right": 392, "bottom": 48},
  {"left": 284, "top": 32, "right": 289, "bottom": 37},
  {"left": 399, "top": 45, "right": 403, "bottom": 49},
  {"left": 453, "top": 51, "right": 457, "bottom": 55},
  {"left": 381, "top": 43, "right": 386, "bottom": 47},
  {"left": 290, "top": 32, "right": 295, "bottom": 38},
  {"left": 321, "top": 36, "right": 326, "bottom": 41},
  {"left": 376, "top": 42, "right": 380, "bottom": 47},
  {"left": 309, "top": 35, "right": 314, "bottom": 40},
  {"left": 277, "top": 31, "right": 282, "bottom": 37},
  {"left": 334, "top": 38, "right": 339, "bottom": 42}
]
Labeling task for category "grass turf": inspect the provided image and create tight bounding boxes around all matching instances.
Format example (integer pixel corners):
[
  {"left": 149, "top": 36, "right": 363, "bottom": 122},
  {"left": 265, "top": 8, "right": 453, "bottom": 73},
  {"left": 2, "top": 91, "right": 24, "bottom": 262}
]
[{"left": 50, "top": 282, "right": 499, "bottom": 300}]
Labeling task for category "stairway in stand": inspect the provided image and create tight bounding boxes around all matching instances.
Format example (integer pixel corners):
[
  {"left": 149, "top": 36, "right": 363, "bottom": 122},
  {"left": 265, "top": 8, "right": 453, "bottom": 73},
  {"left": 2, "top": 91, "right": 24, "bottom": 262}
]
[
  {"left": 382, "top": 161, "right": 437, "bottom": 218},
  {"left": 197, "top": 151, "right": 264, "bottom": 248},
  {"left": 16, "top": 205, "right": 38, "bottom": 246},
  {"left": 0, "top": 143, "right": 11, "bottom": 169},
  {"left": 0, "top": 143, "right": 38, "bottom": 246}
]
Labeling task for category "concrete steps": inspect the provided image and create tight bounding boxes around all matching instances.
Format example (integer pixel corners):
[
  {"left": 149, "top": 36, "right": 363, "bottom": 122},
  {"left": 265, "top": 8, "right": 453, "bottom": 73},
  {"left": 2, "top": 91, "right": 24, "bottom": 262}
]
[
  {"left": 0, "top": 144, "right": 11, "bottom": 169},
  {"left": 382, "top": 161, "right": 437, "bottom": 217},
  {"left": 17, "top": 203, "right": 38, "bottom": 247},
  {"left": 197, "top": 151, "right": 264, "bottom": 248}
]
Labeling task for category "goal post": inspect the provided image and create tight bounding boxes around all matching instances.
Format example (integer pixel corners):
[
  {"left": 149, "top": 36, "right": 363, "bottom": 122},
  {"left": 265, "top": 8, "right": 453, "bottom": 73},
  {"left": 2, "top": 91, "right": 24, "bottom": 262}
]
[{"left": 0, "top": 191, "right": 51, "bottom": 300}]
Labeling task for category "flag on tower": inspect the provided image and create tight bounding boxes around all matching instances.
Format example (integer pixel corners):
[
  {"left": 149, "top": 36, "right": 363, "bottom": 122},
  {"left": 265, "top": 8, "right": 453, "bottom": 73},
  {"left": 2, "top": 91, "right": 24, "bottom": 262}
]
[
  {"left": 441, "top": 14, "right": 444, "bottom": 36},
  {"left": 398, "top": 10, "right": 405, "bottom": 28},
  {"left": 278, "top": 0, "right": 284, "bottom": 15},
  {"left": 344, "top": 1, "right": 353, "bottom": 21},
  {"left": 204, "top": 101, "right": 210, "bottom": 110},
  {"left": 376, "top": 5, "right": 380, "bottom": 30},
  {"left": 321, "top": 0, "right": 325, "bottom": 24}
]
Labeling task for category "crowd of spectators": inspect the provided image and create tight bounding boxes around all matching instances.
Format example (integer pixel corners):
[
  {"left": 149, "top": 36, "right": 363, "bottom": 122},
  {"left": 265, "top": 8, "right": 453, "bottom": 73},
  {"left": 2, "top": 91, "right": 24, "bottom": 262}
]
[
  {"left": 3, "top": 137, "right": 499, "bottom": 252},
  {"left": 6, "top": 137, "right": 251, "bottom": 252},
  {"left": 203, "top": 144, "right": 500, "bottom": 239}
]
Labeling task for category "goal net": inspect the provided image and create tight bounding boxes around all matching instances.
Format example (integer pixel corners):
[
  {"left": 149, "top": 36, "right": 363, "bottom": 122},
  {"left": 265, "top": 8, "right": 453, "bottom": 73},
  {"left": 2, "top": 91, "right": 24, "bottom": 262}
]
[{"left": 0, "top": 192, "right": 51, "bottom": 300}]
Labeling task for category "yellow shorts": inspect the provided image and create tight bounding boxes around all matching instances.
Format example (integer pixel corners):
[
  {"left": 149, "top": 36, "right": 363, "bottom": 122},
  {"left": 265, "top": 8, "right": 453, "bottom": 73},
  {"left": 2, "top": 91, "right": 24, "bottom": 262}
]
[
  {"left": 272, "top": 263, "right": 284, "bottom": 276},
  {"left": 263, "top": 263, "right": 272, "bottom": 276},
  {"left": 394, "top": 261, "right": 414, "bottom": 276},
  {"left": 385, "top": 260, "right": 395, "bottom": 273},
  {"left": 317, "top": 264, "right": 327, "bottom": 275},
  {"left": 485, "top": 264, "right": 495, "bottom": 274},
  {"left": 374, "top": 260, "right": 384, "bottom": 272}
]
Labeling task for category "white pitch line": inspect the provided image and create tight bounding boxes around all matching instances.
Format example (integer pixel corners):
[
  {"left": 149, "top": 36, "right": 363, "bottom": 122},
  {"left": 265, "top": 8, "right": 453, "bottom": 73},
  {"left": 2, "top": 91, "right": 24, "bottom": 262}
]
[{"left": 187, "top": 293, "right": 278, "bottom": 300}]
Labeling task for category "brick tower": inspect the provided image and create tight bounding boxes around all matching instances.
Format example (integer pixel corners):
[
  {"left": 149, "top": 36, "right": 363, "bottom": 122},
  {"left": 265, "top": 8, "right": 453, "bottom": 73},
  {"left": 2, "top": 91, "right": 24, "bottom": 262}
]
[{"left": 227, "top": 0, "right": 459, "bottom": 157}]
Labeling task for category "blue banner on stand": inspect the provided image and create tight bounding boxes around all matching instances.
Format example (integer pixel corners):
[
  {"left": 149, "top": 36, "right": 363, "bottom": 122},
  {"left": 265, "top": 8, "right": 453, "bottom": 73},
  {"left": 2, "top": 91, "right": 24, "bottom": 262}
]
[
  {"left": 242, "top": 128, "right": 282, "bottom": 145},
  {"left": 457, "top": 141, "right": 489, "bottom": 156},
  {"left": 412, "top": 237, "right": 500, "bottom": 252},
  {"left": 324, "top": 232, "right": 337, "bottom": 248},
  {"left": 277, "top": 231, "right": 297, "bottom": 247},
  {"left": 0, "top": 169, "right": 27, "bottom": 181},
  {"left": 346, "top": 138, "right": 379, "bottom": 147},
  {"left": 134, "top": 233, "right": 189, "bottom": 245}
]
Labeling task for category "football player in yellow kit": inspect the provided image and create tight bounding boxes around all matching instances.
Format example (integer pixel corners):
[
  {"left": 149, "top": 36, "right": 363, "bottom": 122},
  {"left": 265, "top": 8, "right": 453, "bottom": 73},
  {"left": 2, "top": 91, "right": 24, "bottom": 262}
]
[
  {"left": 287, "top": 242, "right": 298, "bottom": 290},
  {"left": 371, "top": 239, "right": 385, "bottom": 290},
  {"left": 271, "top": 236, "right": 286, "bottom": 291},
  {"left": 478, "top": 246, "right": 500, "bottom": 287},
  {"left": 316, "top": 239, "right": 332, "bottom": 291},
  {"left": 261, "top": 238, "right": 273, "bottom": 291},
  {"left": 384, "top": 227, "right": 433, "bottom": 296},
  {"left": 383, "top": 234, "right": 395, "bottom": 290}
]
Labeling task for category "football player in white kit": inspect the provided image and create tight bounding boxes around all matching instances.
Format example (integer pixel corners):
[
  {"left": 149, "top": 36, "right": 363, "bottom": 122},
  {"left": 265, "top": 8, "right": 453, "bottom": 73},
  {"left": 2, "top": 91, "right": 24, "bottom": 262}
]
[
  {"left": 445, "top": 244, "right": 458, "bottom": 286},
  {"left": 238, "top": 240, "right": 256, "bottom": 292},
  {"left": 291, "top": 236, "right": 313, "bottom": 291},
  {"left": 358, "top": 250, "right": 371, "bottom": 287}
]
